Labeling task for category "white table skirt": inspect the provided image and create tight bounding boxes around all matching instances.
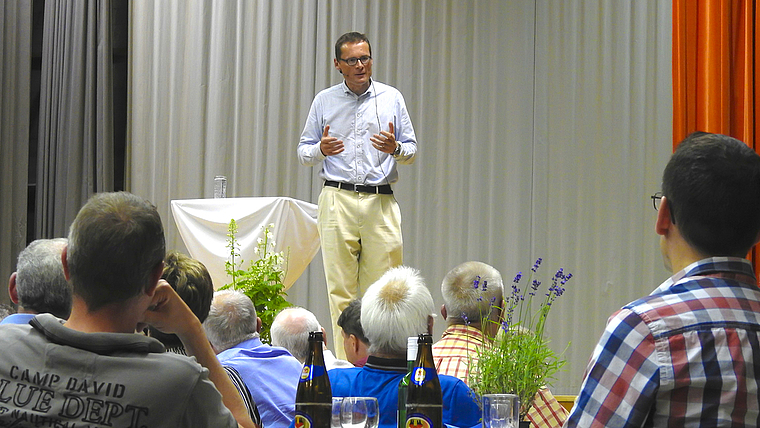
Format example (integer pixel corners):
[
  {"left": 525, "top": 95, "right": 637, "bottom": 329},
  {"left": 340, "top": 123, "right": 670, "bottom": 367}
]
[{"left": 170, "top": 197, "right": 319, "bottom": 291}]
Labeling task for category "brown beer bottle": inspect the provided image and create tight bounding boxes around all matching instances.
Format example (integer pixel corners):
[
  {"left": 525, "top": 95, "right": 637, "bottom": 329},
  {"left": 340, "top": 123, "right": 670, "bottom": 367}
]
[
  {"left": 295, "top": 331, "right": 332, "bottom": 428},
  {"left": 405, "top": 334, "right": 442, "bottom": 428}
]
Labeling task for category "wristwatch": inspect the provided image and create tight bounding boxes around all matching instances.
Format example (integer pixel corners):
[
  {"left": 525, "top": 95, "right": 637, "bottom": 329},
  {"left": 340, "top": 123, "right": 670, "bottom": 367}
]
[{"left": 392, "top": 142, "right": 402, "bottom": 156}]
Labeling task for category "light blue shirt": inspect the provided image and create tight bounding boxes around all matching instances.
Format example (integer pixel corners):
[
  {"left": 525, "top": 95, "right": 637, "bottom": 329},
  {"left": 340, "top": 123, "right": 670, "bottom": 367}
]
[
  {"left": 217, "top": 337, "right": 303, "bottom": 428},
  {"left": 298, "top": 80, "right": 417, "bottom": 186},
  {"left": 0, "top": 313, "right": 35, "bottom": 325}
]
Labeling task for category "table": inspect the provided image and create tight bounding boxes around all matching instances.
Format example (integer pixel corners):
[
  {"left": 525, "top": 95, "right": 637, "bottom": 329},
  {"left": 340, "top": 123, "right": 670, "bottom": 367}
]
[{"left": 170, "top": 197, "right": 320, "bottom": 291}]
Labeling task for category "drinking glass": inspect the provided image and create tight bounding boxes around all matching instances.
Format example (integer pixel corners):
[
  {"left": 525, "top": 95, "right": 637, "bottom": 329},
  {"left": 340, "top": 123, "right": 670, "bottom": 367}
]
[
  {"left": 340, "top": 397, "right": 379, "bottom": 428},
  {"left": 482, "top": 394, "right": 519, "bottom": 428},
  {"left": 331, "top": 397, "right": 344, "bottom": 428}
]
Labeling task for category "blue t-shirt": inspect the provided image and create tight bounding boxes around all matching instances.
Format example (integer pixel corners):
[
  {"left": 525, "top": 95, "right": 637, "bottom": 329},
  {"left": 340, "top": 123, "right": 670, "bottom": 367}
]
[{"left": 328, "top": 356, "right": 480, "bottom": 428}]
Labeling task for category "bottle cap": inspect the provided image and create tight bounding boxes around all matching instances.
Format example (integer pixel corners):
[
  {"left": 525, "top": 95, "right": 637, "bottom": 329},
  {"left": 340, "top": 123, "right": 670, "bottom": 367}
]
[
  {"left": 407, "top": 336, "right": 418, "bottom": 361},
  {"left": 417, "top": 333, "right": 433, "bottom": 344}
]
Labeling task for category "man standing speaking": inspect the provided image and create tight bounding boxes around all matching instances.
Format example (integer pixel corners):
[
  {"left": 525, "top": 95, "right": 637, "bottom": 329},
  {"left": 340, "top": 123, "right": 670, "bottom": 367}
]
[{"left": 298, "top": 32, "right": 418, "bottom": 356}]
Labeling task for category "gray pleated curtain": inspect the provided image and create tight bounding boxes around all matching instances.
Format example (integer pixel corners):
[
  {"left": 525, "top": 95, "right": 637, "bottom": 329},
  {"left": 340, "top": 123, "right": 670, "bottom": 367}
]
[
  {"left": 0, "top": 1, "right": 33, "bottom": 304},
  {"left": 35, "top": 0, "right": 114, "bottom": 239}
]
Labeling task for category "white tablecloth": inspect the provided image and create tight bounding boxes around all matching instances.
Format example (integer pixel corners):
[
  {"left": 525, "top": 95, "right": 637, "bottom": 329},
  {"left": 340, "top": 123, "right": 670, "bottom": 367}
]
[{"left": 170, "top": 197, "right": 319, "bottom": 291}]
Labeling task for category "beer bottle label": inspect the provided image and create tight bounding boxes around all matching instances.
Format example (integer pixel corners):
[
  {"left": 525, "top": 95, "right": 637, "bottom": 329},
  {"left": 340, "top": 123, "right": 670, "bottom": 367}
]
[
  {"left": 294, "top": 412, "right": 313, "bottom": 428},
  {"left": 406, "top": 413, "right": 433, "bottom": 428},
  {"left": 411, "top": 367, "right": 436, "bottom": 386},
  {"left": 299, "top": 364, "right": 326, "bottom": 382}
]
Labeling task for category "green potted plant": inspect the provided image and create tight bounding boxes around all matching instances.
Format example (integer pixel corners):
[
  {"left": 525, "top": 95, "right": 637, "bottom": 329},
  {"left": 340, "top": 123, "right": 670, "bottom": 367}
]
[
  {"left": 468, "top": 258, "right": 571, "bottom": 425},
  {"left": 220, "top": 220, "right": 290, "bottom": 344}
]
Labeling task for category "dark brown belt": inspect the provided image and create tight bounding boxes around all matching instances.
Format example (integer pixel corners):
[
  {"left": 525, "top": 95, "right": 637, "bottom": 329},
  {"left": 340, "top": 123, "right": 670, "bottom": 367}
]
[{"left": 324, "top": 180, "right": 393, "bottom": 195}]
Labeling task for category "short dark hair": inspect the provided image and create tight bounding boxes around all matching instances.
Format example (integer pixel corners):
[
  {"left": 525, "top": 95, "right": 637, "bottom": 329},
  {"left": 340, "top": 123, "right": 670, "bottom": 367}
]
[
  {"left": 149, "top": 251, "right": 214, "bottom": 348},
  {"left": 67, "top": 192, "right": 165, "bottom": 311},
  {"left": 337, "top": 299, "right": 368, "bottom": 345},
  {"left": 662, "top": 132, "right": 760, "bottom": 257},
  {"left": 15, "top": 238, "right": 72, "bottom": 318},
  {"left": 334, "top": 32, "right": 371, "bottom": 60}
]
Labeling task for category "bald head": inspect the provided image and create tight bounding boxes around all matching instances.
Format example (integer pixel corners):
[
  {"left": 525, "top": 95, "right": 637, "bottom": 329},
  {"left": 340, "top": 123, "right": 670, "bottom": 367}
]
[{"left": 270, "top": 307, "right": 322, "bottom": 362}]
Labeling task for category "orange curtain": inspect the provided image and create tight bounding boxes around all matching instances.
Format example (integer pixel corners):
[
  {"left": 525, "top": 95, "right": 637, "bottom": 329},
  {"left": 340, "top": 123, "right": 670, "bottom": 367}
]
[{"left": 672, "top": 0, "right": 759, "bottom": 277}]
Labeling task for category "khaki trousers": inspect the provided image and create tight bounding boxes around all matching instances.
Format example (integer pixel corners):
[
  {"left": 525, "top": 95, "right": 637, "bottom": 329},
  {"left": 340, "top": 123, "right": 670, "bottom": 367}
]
[{"left": 318, "top": 186, "right": 403, "bottom": 358}]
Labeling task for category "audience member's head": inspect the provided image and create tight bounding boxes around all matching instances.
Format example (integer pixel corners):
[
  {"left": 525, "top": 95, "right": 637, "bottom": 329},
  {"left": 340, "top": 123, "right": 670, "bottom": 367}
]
[
  {"left": 337, "top": 299, "right": 369, "bottom": 366},
  {"left": 440, "top": 261, "right": 503, "bottom": 336},
  {"left": 9, "top": 238, "right": 72, "bottom": 319},
  {"left": 270, "top": 306, "right": 322, "bottom": 362},
  {"left": 661, "top": 132, "right": 760, "bottom": 261},
  {"left": 204, "top": 290, "right": 261, "bottom": 353},
  {"left": 148, "top": 251, "right": 215, "bottom": 349},
  {"left": 361, "top": 266, "right": 434, "bottom": 357},
  {"left": 65, "top": 192, "right": 165, "bottom": 311}
]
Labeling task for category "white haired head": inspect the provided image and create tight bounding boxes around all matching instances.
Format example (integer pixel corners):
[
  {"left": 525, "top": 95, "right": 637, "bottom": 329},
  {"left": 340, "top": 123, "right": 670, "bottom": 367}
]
[
  {"left": 441, "top": 261, "right": 503, "bottom": 327},
  {"left": 361, "top": 266, "right": 434, "bottom": 356},
  {"left": 203, "top": 290, "right": 259, "bottom": 352}
]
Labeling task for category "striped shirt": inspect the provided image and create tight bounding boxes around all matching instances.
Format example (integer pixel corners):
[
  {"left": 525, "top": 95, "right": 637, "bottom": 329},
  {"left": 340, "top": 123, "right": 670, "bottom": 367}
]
[
  {"left": 433, "top": 324, "right": 569, "bottom": 428},
  {"left": 167, "top": 345, "right": 263, "bottom": 427},
  {"left": 565, "top": 257, "right": 760, "bottom": 427}
]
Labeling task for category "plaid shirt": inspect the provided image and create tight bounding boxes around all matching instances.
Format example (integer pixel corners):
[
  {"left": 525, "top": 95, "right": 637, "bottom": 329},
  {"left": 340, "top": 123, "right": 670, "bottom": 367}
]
[
  {"left": 433, "top": 324, "right": 569, "bottom": 428},
  {"left": 565, "top": 257, "right": 760, "bottom": 427}
]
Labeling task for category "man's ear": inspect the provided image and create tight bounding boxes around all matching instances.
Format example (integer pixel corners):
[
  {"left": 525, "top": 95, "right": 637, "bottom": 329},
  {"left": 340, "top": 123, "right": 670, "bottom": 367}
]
[
  {"left": 144, "top": 262, "right": 164, "bottom": 296},
  {"left": 256, "top": 316, "right": 262, "bottom": 333},
  {"left": 349, "top": 334, "right": 360, "bottom": 353},
  {"left": 61, "top": 246, "right": 71, "bottom": 281},
  {"left": 655, "top": 196, "right": 673, "bottom": 236},
  {"left": 320, "top": 326, "right": 329, "bottom": 348},
  {"left": 427, "top": 315, "right": 434, "bottom": 335},
  {"left": 440, "top": 304, "right": 447, "bottom": 320},
  {"left": 8, "top": 272, "right": 19, "bottom": 304}
]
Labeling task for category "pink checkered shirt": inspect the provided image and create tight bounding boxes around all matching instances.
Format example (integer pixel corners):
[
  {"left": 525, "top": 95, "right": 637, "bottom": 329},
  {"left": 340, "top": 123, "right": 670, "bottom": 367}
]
[{"left": 432, "top": 324, "right": 569, "bottom": 428}]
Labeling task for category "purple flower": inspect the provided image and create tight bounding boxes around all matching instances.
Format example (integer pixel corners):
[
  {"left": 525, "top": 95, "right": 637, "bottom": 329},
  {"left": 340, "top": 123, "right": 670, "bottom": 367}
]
[
  {"left": 532, "top": 258, "right": 543, "bottom": 272},
  {"left": 482, "top": 280, "right": 488, "bottom": 291},
  {"left": 473, "top": 275, "right": 481, "bottom": 289}
]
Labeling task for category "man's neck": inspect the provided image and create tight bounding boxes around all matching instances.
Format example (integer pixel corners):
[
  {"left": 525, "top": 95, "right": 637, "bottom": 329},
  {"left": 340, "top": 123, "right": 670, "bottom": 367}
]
[
  {"left": 346, "top": 80, "right": 370, "bottom": 96},
  {"left": 64, "top": 298, "right": 141, "bottom": 334}
]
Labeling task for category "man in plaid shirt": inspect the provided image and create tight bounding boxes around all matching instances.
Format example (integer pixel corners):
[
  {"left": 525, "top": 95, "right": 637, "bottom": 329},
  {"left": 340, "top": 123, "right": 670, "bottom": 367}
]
[
  {"left": 565, "top": 132, "right": 760, "bottom": 427},
  {"left": 432, "top": 261, "right": 570, "bottom": 428}
]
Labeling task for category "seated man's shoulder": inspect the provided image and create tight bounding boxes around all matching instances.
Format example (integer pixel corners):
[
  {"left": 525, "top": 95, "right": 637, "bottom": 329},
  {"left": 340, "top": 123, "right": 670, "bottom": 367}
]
[
  {"left": 328, "top": 366, "right": 363, "bottom": 383},
  {"left": 439, "top": 373, "right": 471, "bottom": 392}
]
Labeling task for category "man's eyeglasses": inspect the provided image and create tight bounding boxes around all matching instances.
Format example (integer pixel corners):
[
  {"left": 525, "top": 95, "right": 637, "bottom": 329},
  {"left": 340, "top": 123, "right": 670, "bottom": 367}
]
[
  {"left": 651, "top": 191, "right": 676, "bottom": 223},
  {"left": 339, "top": 56, "right": 372, "bottom": 66},
  {"left": 651, "top": 192, "right": 663, "bottom": 211}
]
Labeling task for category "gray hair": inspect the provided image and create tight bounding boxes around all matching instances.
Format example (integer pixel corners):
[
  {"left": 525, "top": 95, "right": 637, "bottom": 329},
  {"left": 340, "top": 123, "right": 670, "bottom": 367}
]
[
  {"left": 270, "top": 307, "right": 321, "bottom": 362},
  {"left": 361, "top": 266, "right": 434, "bottom": 356},
  {"left": 441, "top": 261, "right": 503, "bottom": 325},
  {"left": 203, "top": 290, "right": 259, "bottom": 352},
  {"left": 15, "top": 238, "right": 72, "bottom": 318}
]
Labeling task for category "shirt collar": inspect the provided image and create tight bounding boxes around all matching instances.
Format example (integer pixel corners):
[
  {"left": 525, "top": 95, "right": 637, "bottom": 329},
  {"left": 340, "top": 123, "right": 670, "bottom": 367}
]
[
  {"left": 364, "top": 355, "right": 407, "bottom": 372},
  {"left": 651, "top": 256, "right": 756, "bottom": 295},
  {"left": 30, "top": 313, "right": 166, "bottom": 354},
  {"left": 341, "top": 78, "right": 374, "bottom": 97},
  {"left": 441, "top": 324, "right": 486, "bottom": 342}
]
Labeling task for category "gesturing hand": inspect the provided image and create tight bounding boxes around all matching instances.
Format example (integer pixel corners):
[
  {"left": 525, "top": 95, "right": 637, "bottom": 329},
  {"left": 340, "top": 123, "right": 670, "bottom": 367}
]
[
  {"left": 320, "top": 125, "right": 345, "bottom": 156},
  {"left": 371, "top": 122, "right": 398, "bottom": 154}
]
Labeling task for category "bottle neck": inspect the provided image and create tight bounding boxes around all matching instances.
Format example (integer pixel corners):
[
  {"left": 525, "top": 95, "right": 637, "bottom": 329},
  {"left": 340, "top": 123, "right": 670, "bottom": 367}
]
[{"left": 414, "top": 334, "right": 436, "bottom": 368}]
